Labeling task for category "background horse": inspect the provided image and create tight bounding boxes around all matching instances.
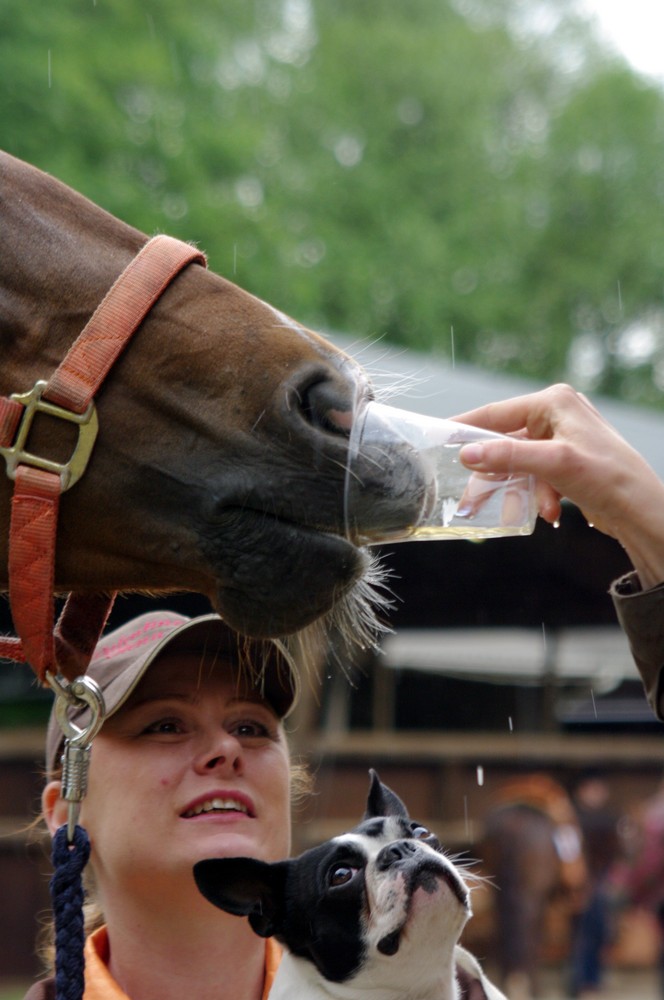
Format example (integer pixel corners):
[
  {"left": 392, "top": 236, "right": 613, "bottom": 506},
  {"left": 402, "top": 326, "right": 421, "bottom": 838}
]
[
  {"left": 1, "top": 152, "right": 421, "bottom": 653},
  {"left": 478, "top": 774, "right": 587, "bottom": 1000}
]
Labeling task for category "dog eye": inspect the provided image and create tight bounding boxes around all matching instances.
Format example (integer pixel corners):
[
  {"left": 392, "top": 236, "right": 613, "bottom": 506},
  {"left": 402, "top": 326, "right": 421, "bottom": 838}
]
[
  {"left": 410, "top": 824, "right": 441, "bottom": 850},
  {"left": 328, "top": 864, "right": 359, "bottom": 887}
]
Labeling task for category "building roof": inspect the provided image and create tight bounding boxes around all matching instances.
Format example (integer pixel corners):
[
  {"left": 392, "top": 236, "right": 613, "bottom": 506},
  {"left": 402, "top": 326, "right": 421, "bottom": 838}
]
[{"left": 381, "top": 625, "right": 639, "bottom": 690}]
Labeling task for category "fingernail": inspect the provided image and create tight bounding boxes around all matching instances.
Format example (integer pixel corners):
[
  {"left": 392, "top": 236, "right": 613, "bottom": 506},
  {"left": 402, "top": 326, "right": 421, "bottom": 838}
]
[{"left": 460, "top": 443, "right": 484, "bottom": 466}]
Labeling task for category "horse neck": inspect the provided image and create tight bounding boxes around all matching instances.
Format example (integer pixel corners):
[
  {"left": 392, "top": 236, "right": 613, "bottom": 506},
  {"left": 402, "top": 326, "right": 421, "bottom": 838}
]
[{"left": 0, "top": 151, "right": 146, "bottom": 390}]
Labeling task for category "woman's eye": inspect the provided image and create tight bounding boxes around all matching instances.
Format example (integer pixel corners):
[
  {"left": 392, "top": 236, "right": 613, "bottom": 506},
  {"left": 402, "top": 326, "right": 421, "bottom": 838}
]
[
  {"left": 143, "top": 718, "right": 183, "bottom": 735},
  {"left": 233, "top": 720, "right": 270, "bottom": 739},
  {"left": 329, "top": 865, "right": 359, "bottom": 887}
]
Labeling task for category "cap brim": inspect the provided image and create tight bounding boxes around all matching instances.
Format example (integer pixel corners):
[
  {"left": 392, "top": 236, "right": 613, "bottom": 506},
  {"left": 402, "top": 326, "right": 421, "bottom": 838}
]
[
  {"left": 46, "top": 614, "right": 298, "bottom": 776},
  {"left": 99, "top": 615, "right": 298, "bottom": 720}
]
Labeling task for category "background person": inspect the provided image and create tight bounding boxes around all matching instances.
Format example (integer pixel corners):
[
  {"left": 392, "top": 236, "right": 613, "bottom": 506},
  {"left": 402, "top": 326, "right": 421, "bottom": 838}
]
[
  {"left": 567, "top": 772, "right": 622, "bottom": 999},
  {"left": 616, "top": 781, "right": 664, "bottom": 999}
]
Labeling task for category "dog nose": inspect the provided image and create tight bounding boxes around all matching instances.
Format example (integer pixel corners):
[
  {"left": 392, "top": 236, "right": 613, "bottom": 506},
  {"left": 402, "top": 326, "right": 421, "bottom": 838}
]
[{"left": 376, "top": 840, "right": 420, "bottom": 871}]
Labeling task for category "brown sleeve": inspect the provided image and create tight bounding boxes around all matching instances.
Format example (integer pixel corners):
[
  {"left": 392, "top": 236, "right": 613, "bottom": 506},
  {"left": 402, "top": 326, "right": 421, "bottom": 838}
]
[{"left": 611, "top": 571, "right": 664, "bottom": 719}]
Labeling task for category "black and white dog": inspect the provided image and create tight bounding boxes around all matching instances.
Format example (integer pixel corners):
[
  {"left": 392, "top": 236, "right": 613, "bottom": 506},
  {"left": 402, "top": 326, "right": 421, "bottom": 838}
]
[{"left": 194, "top": 770, "right": 505, "bottom": 1000}]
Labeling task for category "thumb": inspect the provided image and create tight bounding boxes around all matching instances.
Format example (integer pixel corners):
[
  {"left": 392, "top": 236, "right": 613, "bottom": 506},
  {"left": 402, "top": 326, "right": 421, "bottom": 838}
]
[{"left": 461, "top": 439, "right": 563, "bottom": 525}]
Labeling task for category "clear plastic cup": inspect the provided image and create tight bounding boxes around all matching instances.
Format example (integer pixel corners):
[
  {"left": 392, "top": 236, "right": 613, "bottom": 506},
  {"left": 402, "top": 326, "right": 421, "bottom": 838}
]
[{"left": 344, "top": 401, "right": 537, "bottom": 545}]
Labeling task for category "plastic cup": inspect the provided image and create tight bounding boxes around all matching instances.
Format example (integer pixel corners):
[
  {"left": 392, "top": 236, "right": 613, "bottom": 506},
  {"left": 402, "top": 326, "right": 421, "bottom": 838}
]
[{"left": 344, "top": 401, "right": 536, "bottom": 545}]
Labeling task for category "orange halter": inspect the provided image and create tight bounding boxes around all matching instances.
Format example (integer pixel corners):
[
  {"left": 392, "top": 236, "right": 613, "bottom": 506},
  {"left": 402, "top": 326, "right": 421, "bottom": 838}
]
[{"left": 0, "top": 235, "right": 206, "bottom": 684}]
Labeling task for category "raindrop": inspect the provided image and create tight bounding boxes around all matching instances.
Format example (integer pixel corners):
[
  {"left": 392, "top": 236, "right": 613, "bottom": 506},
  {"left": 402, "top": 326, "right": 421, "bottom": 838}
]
[
  {"left": 333, "top": 134, "right": 364, "bottom": 168},
  {"left": 476, "top": 765, "right": 484, "bottom": 787},
  {"left": 508, "top": 715, "right": 513, "bottom": 731},
  {"left": 452, "top": 267, "right": 478, "bottom": 295},
  {"left": 161, "top": 194, "right": 188, "bottom": 221},
  {"left": 295, "top": 238, "right": 326, "bottom": 268},
  {"left": 234, "top": 176, "right": 264, "bottom": 210},
  {"left": 396, "top": 97, "right": 423, "bottom": 126},
  {"left": 553, "top": 519, "right": 560, "bottom": 529},
  {"left": 590, "top": 688, "right": 597, "bottom": 719}
]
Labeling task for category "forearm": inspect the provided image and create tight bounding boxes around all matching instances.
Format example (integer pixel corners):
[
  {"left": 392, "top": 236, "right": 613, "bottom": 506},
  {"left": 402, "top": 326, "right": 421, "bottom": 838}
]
[
  {"left": 608, "top": 466, "right": 664, "bottom": 589},
  {"left": 454, "top": 384, "right": 664, "bottom": 718}
]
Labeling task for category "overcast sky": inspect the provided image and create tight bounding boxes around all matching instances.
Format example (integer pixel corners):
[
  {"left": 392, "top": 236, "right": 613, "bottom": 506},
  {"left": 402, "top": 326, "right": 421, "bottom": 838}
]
[{"left": 581, "top": 0, "right": 664, "bottom": 80}]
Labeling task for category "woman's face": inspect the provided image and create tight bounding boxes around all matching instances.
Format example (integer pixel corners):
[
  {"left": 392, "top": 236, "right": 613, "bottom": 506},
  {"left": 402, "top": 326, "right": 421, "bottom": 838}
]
[{"left": 60, "top": 651, "right": 292, "bottom": 903}]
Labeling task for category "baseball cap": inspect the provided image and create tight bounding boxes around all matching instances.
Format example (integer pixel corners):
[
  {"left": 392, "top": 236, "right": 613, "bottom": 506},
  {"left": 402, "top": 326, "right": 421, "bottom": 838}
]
[{"left": 45, "top": 611, "right": 298, "bottom": 777}]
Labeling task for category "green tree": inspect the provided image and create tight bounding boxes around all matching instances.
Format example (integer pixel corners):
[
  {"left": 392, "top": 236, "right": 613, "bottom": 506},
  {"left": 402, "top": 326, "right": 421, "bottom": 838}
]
[{"left": 2, "top": 0, "right": 663, "bottom": 405}]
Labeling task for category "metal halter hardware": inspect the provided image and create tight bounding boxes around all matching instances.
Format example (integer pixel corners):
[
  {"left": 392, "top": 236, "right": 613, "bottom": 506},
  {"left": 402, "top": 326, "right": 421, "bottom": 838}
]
[
  {"left": 47, "top": 672, "right": 107, "bottom": 842},
  {"left": 0, "top": 380, "right": 98, "bottom": 490},
  {"left": 48, "top": 672, "right": 106, "bottom": 745},
  {"left": 0, "top": 235, "right": 207, "bottom": 683}
]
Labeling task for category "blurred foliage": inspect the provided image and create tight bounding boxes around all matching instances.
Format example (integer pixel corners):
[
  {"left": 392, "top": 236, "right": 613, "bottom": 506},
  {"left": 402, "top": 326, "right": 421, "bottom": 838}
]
[{"left": 2, "top": 0, "right": 664, "bottom": 405}]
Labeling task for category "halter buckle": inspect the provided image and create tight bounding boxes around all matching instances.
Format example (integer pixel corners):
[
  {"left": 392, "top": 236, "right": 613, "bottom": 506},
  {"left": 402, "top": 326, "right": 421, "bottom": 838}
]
[{"left": 0, "top": 380, "right": 98, "bottom": 491}]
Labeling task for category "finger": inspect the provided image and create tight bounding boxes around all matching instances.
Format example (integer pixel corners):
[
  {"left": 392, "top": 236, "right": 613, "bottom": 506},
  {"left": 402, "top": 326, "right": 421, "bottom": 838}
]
[
  {"left": 460, "top": 435, "right": 581, "bottom": 489},
  {"left": 460, "top": 439, "right": 564, "bottom": 520},
  {"left": 454, "top": 383, "right": 587, "bottom": 439},
  {"left": 535, "top": 481, "right": 562, "bottom": 524},
  {"left": 452, "top": 393, "right": 539, "bottom": 435},
  {"left": 459, "top": 437, "right": 542, "bottom": 474}
]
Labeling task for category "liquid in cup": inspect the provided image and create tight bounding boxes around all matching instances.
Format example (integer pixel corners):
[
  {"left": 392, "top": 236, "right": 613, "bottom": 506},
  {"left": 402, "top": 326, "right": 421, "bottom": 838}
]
[{"left": 344, "top": 401, "right": 537, "bottom": 545}]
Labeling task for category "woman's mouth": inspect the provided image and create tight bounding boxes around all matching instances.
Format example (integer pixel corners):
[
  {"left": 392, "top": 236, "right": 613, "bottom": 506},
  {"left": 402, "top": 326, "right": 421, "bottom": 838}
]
[{"left": 181, "top": 794, "right": 255, "bottom": 819}]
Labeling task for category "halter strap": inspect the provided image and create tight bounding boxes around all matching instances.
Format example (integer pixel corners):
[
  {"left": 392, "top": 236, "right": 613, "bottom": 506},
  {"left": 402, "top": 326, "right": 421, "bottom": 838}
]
[{"left": 0, "top": 235, "right": 207, "bottom": 682}]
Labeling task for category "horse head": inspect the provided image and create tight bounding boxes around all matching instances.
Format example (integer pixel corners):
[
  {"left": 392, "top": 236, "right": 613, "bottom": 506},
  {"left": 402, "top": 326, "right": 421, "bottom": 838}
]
[{"left": 0, "top": 152, "right": 423, "bottom": 644}]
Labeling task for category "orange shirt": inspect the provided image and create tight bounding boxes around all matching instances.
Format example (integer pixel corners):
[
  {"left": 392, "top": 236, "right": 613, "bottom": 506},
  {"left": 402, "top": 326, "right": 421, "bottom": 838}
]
[{"left": 83, "top": 926, "right": 282, "bottom": 1000}]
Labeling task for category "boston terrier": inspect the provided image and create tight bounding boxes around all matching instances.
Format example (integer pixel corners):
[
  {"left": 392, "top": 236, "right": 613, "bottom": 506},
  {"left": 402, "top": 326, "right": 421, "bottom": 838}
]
[{"left": 194, "top": 769, "right": 506, "bottom": 1000}]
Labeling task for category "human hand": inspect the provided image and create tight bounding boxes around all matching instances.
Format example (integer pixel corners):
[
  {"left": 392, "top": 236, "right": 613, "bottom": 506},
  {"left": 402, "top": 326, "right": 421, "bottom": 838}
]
[{"left": 454, "top": 384, "right": 664, "bottom": 587}]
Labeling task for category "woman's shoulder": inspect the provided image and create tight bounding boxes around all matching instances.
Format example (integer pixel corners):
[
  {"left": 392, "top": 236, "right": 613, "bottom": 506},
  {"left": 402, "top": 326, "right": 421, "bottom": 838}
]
[{"left": 23, "top": 978, "right": 55, "bottom": 1000}]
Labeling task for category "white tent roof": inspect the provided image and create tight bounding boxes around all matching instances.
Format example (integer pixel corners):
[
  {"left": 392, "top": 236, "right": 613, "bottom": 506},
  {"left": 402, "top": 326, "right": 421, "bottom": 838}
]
[{"left": 381, "top": 626, "right": 639, "bottom": 691}]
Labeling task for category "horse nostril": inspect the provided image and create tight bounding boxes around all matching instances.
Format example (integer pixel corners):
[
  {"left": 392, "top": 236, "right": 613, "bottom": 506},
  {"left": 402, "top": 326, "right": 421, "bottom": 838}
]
[
  {"left": 326, "top": 407, "right": 353, "bottom": 433},
  {"left": 298, "top": 378, "right": 354, "bottom": 437}
]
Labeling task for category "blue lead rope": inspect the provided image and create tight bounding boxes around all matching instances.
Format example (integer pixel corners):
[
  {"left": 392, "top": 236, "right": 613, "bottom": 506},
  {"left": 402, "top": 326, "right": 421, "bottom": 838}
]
[{"left": 50, "top": 824, "right": 90, "bottom": 1000}]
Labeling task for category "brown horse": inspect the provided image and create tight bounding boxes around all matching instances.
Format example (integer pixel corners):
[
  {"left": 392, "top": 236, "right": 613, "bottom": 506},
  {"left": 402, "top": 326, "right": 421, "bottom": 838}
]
[
  {"left": 479, "top": 775, "right": 587, "bottom": 1000},
  {"left": 1, "top": 152, "right": 419, "bottom": 647}
]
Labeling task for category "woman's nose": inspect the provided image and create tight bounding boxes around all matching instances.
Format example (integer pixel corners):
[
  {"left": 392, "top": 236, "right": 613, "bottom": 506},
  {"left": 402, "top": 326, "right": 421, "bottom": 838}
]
[{"left": 194, "top": 730, "right": 243, "bottom": 774}]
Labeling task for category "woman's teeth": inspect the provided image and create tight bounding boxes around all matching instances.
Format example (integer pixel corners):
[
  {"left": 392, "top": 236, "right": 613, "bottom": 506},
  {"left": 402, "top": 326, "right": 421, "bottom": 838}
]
[{"left": 184, "top": 797, "right": 249, "bottom": 818}]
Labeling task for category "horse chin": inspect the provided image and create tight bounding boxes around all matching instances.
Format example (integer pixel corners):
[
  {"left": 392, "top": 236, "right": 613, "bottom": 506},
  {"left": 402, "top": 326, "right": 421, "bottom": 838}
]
[
  {"left": 208, "top": 518, "right": 386, "bottom": 642},
  {"left": 287, "top": 546, "right": 392, "bottom": 672}
]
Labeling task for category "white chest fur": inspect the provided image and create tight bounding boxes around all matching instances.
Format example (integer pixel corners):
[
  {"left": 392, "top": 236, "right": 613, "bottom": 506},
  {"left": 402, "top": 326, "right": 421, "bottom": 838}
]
[{"left": 268, "top": 945, "right": 507, "bottom": 1000}]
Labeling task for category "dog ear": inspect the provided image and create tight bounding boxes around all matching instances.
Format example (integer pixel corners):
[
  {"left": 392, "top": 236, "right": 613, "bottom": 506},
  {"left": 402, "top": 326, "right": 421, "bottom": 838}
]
[
  {"left": 193, "top": 858, "right": 288, "bottom": 938},
  {"left": 364, "top": 768, "right": 409, "bottom": 820}
]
